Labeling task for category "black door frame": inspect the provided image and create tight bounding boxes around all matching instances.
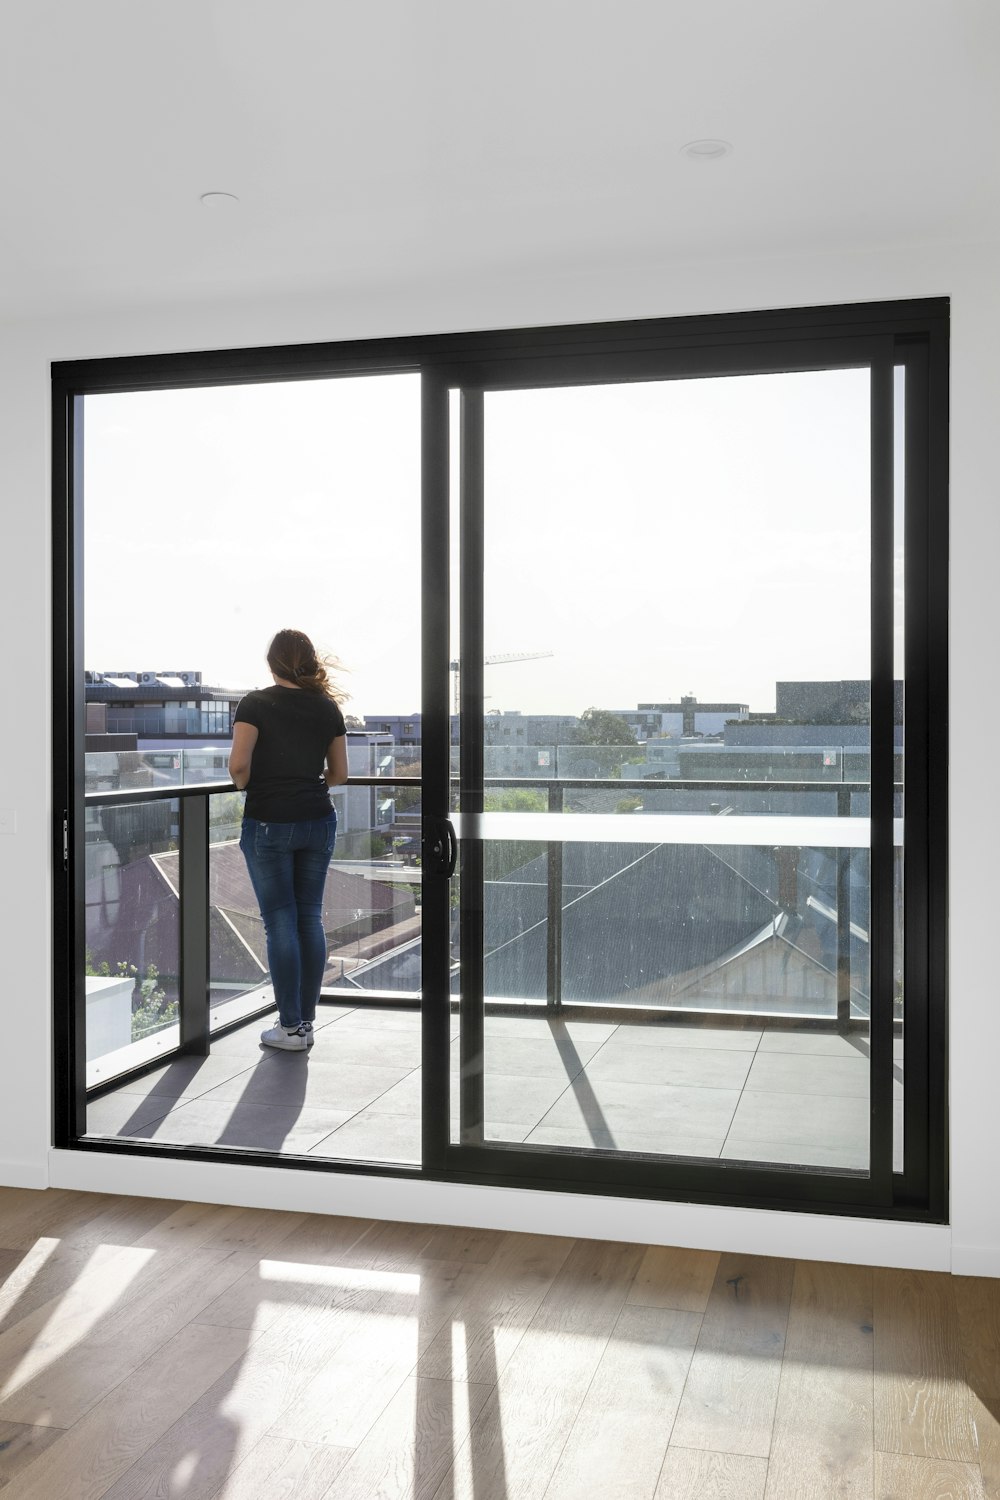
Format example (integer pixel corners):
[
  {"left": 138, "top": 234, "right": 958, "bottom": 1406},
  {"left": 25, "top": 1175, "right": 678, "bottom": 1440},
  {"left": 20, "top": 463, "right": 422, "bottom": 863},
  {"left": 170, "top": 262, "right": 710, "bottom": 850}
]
[{"left": 52, "top": 297, "right": 948, "bottom": 1222}]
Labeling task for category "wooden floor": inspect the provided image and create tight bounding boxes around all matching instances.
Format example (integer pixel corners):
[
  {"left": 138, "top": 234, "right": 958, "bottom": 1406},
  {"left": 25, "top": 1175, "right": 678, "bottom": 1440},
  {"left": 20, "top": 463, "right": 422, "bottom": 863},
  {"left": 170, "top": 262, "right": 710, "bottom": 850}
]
[{"left": 0, "top": 1188, "right": 996, "bottom": 1499}]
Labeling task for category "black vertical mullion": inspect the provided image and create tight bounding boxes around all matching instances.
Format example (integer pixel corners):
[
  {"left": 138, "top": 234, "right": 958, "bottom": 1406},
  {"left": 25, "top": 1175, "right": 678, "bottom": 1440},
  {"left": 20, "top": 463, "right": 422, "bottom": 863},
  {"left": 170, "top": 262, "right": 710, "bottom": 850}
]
[
  {"left": 923, "top": 325, "right": 950, "bottom": 1219},
  {"left": 420, "top": 372, "right": 452, "bottom": 1173},
  {"left": 836, "top": 788, "right": 852, "bottom": 1030},
  {"left": 178, "top": 796, "right": 210, "bottom": 1055},
  {"left": 896, "top": 340, "right": 931, "bottom": 1204},
  {"left": 52, "top": 387, "right": 86, "bottom": 1143},
  {"left": 546, "top": 782, "right": 564, "bottom": 1012},
  {"left": 869, "top": 341, "right": 896, "bottom": 1199},
  {"left": 459, "top": 390, "right": 485, "bottom": 1143},
  {"left": 70, "top": 396, "right": 87, "bottom": 1137}
]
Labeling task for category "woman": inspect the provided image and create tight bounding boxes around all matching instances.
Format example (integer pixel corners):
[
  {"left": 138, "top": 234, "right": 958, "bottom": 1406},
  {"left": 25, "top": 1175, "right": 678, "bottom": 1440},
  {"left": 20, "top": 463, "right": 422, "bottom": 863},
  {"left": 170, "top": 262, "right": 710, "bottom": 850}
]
[{"left": 229, "top": 629, "right": 349, "bottom": 1051}]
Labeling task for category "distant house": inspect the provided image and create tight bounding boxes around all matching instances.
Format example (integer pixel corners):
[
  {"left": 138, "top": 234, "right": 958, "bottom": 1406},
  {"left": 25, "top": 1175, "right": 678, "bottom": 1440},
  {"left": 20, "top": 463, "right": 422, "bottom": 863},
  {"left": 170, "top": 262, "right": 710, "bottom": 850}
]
[{"left": 84, "top": 670, "right": 243, "bottom": 749}]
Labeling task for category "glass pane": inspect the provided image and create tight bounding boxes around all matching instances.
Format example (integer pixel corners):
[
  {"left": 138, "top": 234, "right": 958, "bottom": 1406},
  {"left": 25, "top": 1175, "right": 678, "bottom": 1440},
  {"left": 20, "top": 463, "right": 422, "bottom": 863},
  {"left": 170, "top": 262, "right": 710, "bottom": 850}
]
[
  {"left": 322, "top": 738, "right": 422, "bottom": 1000},
  {"left": 894, "top": 362, "right": 905, "bottom": 1172},
  {"left": 82, "top": 375, "right": 422, "bottom": 1163},
  {"left": 208, "top": 789, "right": 270, "bottom": 1032},
  {"left": 84, "top": 797, "right": 181, "bottom": 1088},
  {"left": 463, "top": 370, "right": 872, "bottom": 1173}
]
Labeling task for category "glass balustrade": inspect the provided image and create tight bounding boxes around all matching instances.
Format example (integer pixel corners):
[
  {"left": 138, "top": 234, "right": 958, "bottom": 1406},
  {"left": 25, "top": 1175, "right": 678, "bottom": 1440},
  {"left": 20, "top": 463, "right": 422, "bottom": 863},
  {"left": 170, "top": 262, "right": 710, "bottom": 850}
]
[
  {"left": 84, "top": 795, "right": 181, "bottom": 1086},
  {"left": 81, "top": 762, "right": 902, "bottom": 1175}
]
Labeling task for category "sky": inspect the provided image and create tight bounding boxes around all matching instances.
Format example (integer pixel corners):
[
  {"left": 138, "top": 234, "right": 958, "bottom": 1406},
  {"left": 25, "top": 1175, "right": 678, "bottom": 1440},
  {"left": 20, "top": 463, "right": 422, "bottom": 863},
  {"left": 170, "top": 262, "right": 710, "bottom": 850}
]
[{"left": 84, "top": 364, "right": 888, "bottom": 721}]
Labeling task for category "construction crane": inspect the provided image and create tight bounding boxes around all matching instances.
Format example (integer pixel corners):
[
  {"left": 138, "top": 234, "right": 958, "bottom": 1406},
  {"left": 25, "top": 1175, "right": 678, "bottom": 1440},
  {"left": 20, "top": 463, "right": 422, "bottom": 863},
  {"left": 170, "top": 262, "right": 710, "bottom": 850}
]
[{"left": 449, "top": 650, "right": 554, "bottom": 714}]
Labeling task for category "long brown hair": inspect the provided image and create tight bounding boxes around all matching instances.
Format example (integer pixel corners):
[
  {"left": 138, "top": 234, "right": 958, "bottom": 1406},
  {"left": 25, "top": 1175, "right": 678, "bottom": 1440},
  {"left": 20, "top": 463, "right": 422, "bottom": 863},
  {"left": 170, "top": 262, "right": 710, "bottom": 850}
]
[{"left": 266, "top": 629, "right": 349, "bottom": 702}]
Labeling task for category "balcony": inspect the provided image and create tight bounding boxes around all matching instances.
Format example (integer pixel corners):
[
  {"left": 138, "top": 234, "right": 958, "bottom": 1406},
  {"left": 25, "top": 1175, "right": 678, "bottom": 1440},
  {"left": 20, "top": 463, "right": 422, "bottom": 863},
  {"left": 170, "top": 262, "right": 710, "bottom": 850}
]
[
  {"left": 87, "top": 999, "right": 901, "bottom": 1171},
  {"left": 79, "top": 745, "right": 901, "bottom": 1177}
]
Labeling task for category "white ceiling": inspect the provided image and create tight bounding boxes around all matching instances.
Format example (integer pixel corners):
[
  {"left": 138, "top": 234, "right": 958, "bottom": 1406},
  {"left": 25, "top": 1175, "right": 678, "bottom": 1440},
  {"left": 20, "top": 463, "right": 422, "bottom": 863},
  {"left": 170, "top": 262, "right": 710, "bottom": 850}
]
[{"left": 1, "top": 0, "right": 998, "bottom": 320}]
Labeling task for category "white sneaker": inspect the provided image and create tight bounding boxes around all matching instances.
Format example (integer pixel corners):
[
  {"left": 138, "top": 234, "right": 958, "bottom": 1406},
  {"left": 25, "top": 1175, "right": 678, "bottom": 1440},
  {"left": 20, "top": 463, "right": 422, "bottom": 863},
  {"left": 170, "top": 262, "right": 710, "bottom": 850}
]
[{"left": 261, "top": 1022, "right": 308, "bottom": 1051}]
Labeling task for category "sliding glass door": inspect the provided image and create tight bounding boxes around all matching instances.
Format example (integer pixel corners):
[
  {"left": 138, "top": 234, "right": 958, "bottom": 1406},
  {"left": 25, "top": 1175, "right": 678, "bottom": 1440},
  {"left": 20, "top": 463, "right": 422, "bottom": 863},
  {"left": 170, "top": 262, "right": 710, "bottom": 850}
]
[
  {"left": 64, "top": 373, "right": 427, "bottom": 1163},
  {"left": 54, "top": 300, "right": 946, "bottom": 1219},
  {"left": 438, "top": 332, "right": 911, "bottom": 1212}
]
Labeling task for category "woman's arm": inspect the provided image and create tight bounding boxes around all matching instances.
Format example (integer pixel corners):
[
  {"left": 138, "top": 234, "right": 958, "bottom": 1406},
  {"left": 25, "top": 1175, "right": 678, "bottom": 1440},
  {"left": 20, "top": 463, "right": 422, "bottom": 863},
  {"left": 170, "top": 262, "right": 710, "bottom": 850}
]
[
  {"left": 324, "top": 734, "right": 349, "bottom": 787},
  {"left": 228, "top": 722, "right": 259, "bottom": 790}
]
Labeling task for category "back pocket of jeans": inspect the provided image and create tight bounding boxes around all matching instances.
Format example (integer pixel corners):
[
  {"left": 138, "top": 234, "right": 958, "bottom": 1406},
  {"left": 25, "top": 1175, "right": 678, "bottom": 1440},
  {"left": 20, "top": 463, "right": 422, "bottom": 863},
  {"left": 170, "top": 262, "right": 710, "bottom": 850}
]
[{"left": 258, "top": 822, "right": 294, "bottom": 852}]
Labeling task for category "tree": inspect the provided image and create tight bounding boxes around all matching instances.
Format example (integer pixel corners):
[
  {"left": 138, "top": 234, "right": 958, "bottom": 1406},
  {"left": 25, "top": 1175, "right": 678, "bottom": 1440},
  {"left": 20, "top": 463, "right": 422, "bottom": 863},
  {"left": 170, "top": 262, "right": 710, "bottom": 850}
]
[
  {"left": 576, "top": 708, "right": 638, "bottom": 746},
  {"left": 130, "top": 964, "right": 178, "bottom": 1040},
  {"left": 482, "top": 786, "right": 547, "bottom": 880},
  {"left": 84, "top": 955, "right": 178, "bottom": 1041},
  {"left": 210, "top": 791, "right": 245, "bottom": 837},
  {"left": 483, "top": 787, "right": 547, "bottom": 813}
]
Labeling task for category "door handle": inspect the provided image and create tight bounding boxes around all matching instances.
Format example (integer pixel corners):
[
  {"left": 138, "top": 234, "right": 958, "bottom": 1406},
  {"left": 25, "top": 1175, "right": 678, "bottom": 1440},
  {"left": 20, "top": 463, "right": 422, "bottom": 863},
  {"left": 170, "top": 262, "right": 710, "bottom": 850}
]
[{"left": 425, "top": 816, "right": 459, "bottom": 876}]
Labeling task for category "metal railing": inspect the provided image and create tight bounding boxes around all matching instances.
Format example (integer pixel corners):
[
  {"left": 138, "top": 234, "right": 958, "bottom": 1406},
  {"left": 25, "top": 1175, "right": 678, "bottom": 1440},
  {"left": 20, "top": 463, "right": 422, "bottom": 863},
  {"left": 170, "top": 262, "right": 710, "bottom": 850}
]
[
  {"left": 465, "top": 777, "right": 873, "bottom": 1028},
  {"left": 82, "top": 771, "right": 880, "bottom": 1089}
]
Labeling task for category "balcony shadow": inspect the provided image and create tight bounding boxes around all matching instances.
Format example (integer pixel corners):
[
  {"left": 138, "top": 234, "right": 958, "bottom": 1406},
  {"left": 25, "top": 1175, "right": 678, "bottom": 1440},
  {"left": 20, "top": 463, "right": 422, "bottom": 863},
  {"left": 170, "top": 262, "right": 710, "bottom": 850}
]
[
  {"left": 111, "top": 1043, "right": 312, "bottom": 1156},
  {"left": 0, "top": 1197, "right": 509, "bottom": 1496},
  {"left": 413, "top": 1313, "right": 508, "bottom": 1499},
  {"left": 0, "top": 1216, "right": 243, "bottom": 1495},
  {"left": 534, "top": 1016, "right": 618, "bottom": 1151},
  {"left": 843, "top": 1032, "right": 905, "bottom": 1085}
]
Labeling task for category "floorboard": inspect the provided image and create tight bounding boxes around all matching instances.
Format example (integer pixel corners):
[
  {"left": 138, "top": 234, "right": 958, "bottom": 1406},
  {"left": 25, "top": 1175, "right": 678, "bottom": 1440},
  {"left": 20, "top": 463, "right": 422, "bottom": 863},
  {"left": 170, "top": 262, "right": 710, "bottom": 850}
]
[
  {"left": 655, "top": 1447, "right": 769, "bottom": 1498},
  {"left": 627, "top": 1243, "right": 720, "bottom": 1312},
  {"left": 0, "top": 1186, "right": 994, "bottom": 1500},
  {"left": 0, "top": 1323, "right": 250, "bottom": 1500},
  {"left": 764, "top": 1259, "right": 874, "bottom": 1497},
  {"left": 873, "top": 1268, "right": 979, "bottom": 1463},
  {"left": 953, "top": 1276, "right": 1000, "bottom": 1500},
  {"left": 873, "top": 1451, "right": 985, "bottom": 1498},
  {"left": 669, "top": 1252, "right": 795, "bottom": 1458},
  {"left": 543, "top": 1303, "right": 702, "bottom": 1500}
]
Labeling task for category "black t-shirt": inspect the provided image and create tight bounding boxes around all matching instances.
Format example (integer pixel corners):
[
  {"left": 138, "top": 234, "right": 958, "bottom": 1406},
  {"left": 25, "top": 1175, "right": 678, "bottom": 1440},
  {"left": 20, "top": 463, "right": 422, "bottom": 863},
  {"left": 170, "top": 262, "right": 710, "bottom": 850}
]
[{"left": 234, "top": 686, "right": 347, "bottom": 822}]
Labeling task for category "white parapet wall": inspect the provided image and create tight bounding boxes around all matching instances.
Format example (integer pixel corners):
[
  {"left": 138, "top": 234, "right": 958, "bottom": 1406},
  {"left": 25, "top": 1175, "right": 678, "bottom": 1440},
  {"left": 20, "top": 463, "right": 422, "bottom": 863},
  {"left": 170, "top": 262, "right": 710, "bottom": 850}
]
[{"left": 84, "top": 976, "right": 134, "bottom": 1061}]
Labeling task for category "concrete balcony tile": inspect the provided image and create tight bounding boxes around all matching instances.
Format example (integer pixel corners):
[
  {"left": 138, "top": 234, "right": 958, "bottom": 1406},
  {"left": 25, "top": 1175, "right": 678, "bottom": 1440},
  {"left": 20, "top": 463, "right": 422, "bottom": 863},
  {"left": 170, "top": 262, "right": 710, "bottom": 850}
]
[
  {"left": 744, "top": 1052, "right": 870, "bottom": 1098},
  {"left": 199, "top": 1059, "right": 415, "bottom": 1113},
  {"left": 614, "top": 1022, "right": 762, "bottom": 1052},
  {"left": 86, "top": 1091, "right": 179, "bottom": 1137},
  {"left": 124, "top": 1097, "right": 358, "bottom": 1154},
  {"left": 725, "top": 1089, "right": 869, "bottom": 1151},
  {"left": 104, "top": 1053, "right": 262, "bottom": 1102},
  {"left": 310, "top": 1110, "right": 422, "bottom": 1164},
  {"left": 537, "top": 1078, "right": 741, "bottom": 1140},
  {"left": 299, "top": 1029, "right": 422, "bottom": 1071},
  {"left": 757, "top": 1029, "right": 871, "bottom": 1059},
  {"left": 483, "top": 1034, "right": 596, "bottom": 1080},
  {"left": 324, "top": 1007, "right": 421, "bottom": 1032},
  {"left": 482, "top": 1016, "right": 618, "bottom": 1046},
  {"left": 583, "top": 1039, "right": 754, "bottom": 1090}
]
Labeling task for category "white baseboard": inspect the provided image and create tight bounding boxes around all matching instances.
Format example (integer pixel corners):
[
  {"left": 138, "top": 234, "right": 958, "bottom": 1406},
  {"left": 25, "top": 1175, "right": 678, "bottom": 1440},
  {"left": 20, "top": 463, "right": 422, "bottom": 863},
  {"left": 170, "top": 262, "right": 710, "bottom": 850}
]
[
  {"left": 951, "top": 1242, "right": 1000, "bottom": 1278},
  {"left": 0, "top": 1159, "right": 50, "bottom": 1190},
  {"left": 48, "top": 1148, "right": 955, "bottom": 1273}
]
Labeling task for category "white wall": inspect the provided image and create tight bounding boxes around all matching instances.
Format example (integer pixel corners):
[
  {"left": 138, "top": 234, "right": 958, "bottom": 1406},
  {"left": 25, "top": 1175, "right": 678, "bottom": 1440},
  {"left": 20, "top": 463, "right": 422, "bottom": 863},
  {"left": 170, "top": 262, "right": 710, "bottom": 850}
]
[{"left": 3, "top": 239, "right": 997, "bottom": 1273}]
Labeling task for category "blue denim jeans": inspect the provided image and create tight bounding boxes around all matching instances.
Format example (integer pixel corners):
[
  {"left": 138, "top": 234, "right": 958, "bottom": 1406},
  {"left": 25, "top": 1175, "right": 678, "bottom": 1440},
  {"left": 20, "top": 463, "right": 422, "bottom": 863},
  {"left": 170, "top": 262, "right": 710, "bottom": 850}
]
[{"left": 239, "top": 811, "right": 337, "bottom": 1029}]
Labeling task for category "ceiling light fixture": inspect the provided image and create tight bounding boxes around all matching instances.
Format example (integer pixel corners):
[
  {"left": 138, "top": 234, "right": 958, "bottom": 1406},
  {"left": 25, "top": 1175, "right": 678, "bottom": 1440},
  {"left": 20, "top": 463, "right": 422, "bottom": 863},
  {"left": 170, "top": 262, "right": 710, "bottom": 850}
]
[
  {"left": 680, "top": 139, "right": 733, "bottom": 162},
  {"left": 199, "top": 191, "right": 240, "bottom": 208}
]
